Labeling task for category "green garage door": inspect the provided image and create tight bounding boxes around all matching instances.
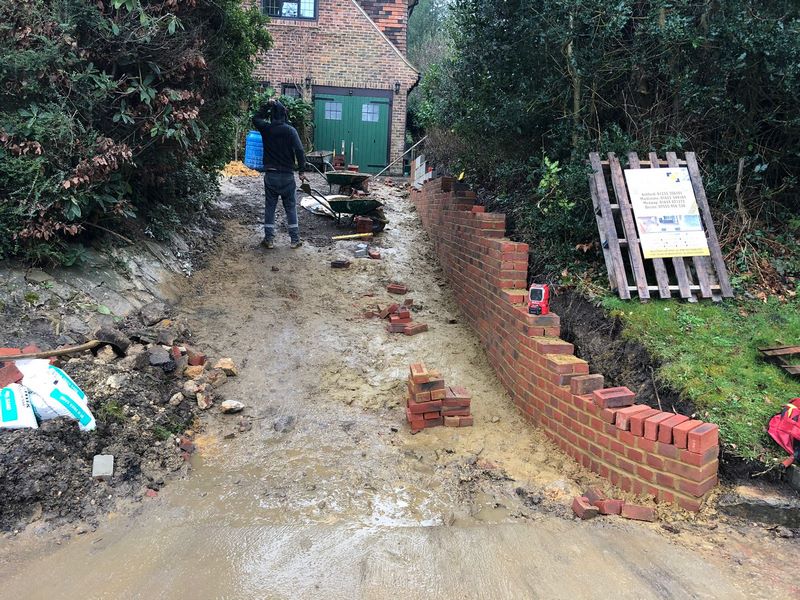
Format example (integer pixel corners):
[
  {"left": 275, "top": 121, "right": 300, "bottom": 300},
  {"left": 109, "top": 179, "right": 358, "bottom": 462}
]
[{"left": 313, "top": 93, "right": 390, "bottom": 173}]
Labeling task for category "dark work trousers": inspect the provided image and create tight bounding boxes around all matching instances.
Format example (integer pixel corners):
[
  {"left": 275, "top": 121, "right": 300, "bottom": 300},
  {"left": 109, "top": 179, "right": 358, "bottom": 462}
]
[{"left": 263, "top": 171, "right": 299, "bottom": 243}]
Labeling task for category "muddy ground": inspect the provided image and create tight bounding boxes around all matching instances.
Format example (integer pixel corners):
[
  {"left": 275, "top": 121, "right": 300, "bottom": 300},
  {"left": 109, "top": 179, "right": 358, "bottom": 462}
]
[{"left": 0, "top": 174, "right": 798, "bottom": 598}]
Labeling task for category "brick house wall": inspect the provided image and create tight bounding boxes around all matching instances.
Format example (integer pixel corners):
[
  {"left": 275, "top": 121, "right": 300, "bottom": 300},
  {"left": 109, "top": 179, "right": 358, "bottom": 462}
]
[
  {"left": 411, "top": 177, "right": 721, "bottom": 512},
  {"left": 251, "top": 0, "right": 418, "bottom": 172},
  {"left": 358, "top": 0, "right": 409, "bottom": 54}
]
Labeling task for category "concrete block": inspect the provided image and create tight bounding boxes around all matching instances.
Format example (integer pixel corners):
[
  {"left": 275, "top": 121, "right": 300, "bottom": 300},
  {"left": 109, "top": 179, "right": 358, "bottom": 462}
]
[{"left": 92, "top": 454, "right": 114, "bottom": 480}]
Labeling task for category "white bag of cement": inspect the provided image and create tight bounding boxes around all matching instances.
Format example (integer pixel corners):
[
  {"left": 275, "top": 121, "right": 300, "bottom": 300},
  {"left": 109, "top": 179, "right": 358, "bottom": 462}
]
[
  {"left": 0, "top": 383, "right": 39, "bottom": 429},
  {"left": 16, "top": 359, "right": 96, "bottom": 431}
]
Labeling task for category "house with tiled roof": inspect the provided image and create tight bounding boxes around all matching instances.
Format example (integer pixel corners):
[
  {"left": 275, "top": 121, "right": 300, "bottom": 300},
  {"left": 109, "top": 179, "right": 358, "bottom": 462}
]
[{"left": 253, "top": 1, "right": 420, "bottom": 173}]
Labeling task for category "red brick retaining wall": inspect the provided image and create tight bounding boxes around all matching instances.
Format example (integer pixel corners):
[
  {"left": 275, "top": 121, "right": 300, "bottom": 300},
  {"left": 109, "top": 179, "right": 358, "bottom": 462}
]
[{"left": 412, "top": 177, "right": 719, "bottom": 511}]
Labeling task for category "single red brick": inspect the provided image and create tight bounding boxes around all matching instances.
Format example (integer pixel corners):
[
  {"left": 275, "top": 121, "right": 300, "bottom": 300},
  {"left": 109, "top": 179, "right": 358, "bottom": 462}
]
[
  {"left": 592, "top": 387, "right": 636, "bottom": 409},
  {"left": 423, "top": 411, "right": 441, "bottom": 420},
  {"left": 405, "top": 407, "right": 424, "bottom": 424},
  {"left": 387, "top": 323, "right": 408, "bottom": 333},
  {"left": 596, "top": 499, "right": 624, "bottom": 515},
  {"left": 657, "top": 414, "right": 690, "bottom": 444},
  {"left": 424, "top": 417, "right": 444, "bottom": 428},
  {"left": 458, "top": 416, "right": 474, "bottom": 427},
  {"left": 620, "top": 503, "right": 656, "bottom": 522},
  {"left": 379, "top": 304, "right": 400, "bottom": 319},
  {"left": 644, "top": 412, "right": 673, "bottom": 441},
  {"left": 443, "top": 398, "right": 470, "bottom": 408},
  {"left": 615, "top": 405, "right": 651, "bottom": 431},
  {"left": 0, "top": 363, "right": 24, "bottom": 388},
  {"left": 584, "top": 487, "right": 605, "bottom": 505},
  {"left": 407, "top": 398, "right": 442, "bottom": 414},
  {"left": 407, "top": 385, "right": 432, "bottom": 403},
  {"left": 0, "top": 348, "right": 21, "bottom": 357},
  {"left": 409, "top": 363, "right": 429, "bottom": 383},
  {"left": 387, "top": 283, "right": 408, "bottom": 295},
  {"left": 404, "top": 323, "right": 429, "bottom": 336},
  {"left": 389, "top": 314, "right": 412, "bottom": 324},
  {"left": 570, "top": 374, "right": 605, "bottom": 396},
  {"left": 447, "top": 386, "right": 472, "bottom": 400},
  {"left": 430, "top": 388, "right": 446, "bottom": 401},
  {"left": 687, "top": 423, "right": 719, "bottom": 454},
  {"left": 600, "top": 407, "right": 623, "bottom": 424},
  {"left": 680, "top": 445, "right": 719, "bottom": 467},
  {"left": 572, "top": 496, "right": 599, "bottom": 520},
  {"left": 444, "top": 416, "right": 459, "bottom": 427},
  {"left": 629, "top": 408, "right": 660, "bottom": 437},
  {"left": 672, "top": 419, "right": 704, "bottom": 449},
  {"left": 442, "top": 408, "right": 470, "bottom": 417}
]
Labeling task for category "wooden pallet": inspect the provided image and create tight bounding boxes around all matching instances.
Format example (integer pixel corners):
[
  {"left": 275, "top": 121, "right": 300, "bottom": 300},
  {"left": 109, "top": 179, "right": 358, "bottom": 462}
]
[
  {"left": 589, "top": 151, "right": 734, "bottom": 301},
  {"left": 759, "top": 346, "right": 800, "bottom": 376}
]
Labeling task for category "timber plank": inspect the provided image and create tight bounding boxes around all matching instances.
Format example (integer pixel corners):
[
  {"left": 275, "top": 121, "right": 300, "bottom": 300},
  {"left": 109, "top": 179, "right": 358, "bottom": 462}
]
[
  {"left": 685, "top": 152, "right": 734, "bottom": 297},
  {"left": 589, "top": 153, "right": 630, "bottom": 298},
  {"left": 609, "top": 153, "right": 649, "bottom": 300}
]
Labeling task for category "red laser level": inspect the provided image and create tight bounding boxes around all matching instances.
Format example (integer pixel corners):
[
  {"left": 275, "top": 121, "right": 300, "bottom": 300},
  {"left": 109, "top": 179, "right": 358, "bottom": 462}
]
[{"left": 528, "top": 284, "right": 550, "bottom": 316}]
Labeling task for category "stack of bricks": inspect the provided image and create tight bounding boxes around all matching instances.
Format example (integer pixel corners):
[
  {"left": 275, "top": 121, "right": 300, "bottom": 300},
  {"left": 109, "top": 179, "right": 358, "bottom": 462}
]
[
  {"left": 406, "top": 362, "right": 473, "bottom": 432},
  {"left": 379, "top": 286, "right": 428, "bottom": 336},
  {"left": 411, "top": 177, "right": 720, "bottom": 511}
]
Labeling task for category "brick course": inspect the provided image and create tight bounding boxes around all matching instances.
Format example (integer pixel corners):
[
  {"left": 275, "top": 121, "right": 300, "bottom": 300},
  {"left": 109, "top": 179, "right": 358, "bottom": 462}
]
[
  {"left": 249, "top": 0, "right": 418, "bottom": 173},
  {"left": 411, "top": 177, "right": 720, "bottom": 511}
]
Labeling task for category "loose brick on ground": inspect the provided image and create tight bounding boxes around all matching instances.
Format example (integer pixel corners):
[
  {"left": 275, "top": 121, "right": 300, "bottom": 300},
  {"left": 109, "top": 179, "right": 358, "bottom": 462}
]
[
  {"left": 0, "top": 363, "right": 24, "bottom": 387},
  {"left": 444, "top": 416, "right": 459, "bottom": 427},
  {"left": 387, "top": 283, "right": 408, "bottom": 295},
  {"left": 620, "top": 504, "right": 656, "bottom": 522},
  {"left": 596, "top": 499, "right": 624, "bottom": 515},
  {"left": 572, "top": 496, "right": 599, "bottom": 520},
  {"left": 458, "top": 416, "right": 473, "bottom": 427},
  {"left": 404, "top": 323, "right": 429, "bottom": 336}
]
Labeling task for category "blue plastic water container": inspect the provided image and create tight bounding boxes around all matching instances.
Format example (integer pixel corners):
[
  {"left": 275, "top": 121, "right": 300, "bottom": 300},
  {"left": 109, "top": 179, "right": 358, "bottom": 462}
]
[{"left": 244, "top": 130, "right": 264, "bottom": 172}]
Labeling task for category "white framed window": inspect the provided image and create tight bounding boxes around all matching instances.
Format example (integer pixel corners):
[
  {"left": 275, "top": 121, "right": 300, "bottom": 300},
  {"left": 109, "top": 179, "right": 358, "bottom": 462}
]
[
  {"left": 362, "top": 103, "right": 380, "bottom": 123},
  {"left": 324, "top": 102, "right": 343, "bottom": 121},
  {"left": 263, "top": 0, "right": 316, "bottom": 20}
]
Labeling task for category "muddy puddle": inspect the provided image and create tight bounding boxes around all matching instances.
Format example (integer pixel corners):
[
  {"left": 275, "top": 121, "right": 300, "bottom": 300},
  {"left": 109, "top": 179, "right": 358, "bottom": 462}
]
[{"left": 1, "top": 175, "right": 795, "bottom": 599}]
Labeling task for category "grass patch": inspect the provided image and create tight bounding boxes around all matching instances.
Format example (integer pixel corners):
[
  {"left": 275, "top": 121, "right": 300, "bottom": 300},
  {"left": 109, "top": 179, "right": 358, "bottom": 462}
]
[{"left": 601, "top": 296, "right": 800, "bottom": 463}]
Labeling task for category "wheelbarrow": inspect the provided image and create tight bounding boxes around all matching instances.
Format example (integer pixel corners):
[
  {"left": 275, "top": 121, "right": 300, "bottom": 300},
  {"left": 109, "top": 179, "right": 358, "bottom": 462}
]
[
  {"left": 324, "top": 171, "right": 372, "bottom": 195},
  {"left": 300, "top": 183, "right": 387, "bottom": 233}
]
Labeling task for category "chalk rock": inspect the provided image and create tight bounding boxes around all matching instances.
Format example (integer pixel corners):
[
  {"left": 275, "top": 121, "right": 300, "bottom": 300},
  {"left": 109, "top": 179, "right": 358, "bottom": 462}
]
[
  {"left": 213, "top": 358, "right": 238, "bottom": 376},
  {"left": 220, "top": 400, "right": 245, "bottom": 414}
]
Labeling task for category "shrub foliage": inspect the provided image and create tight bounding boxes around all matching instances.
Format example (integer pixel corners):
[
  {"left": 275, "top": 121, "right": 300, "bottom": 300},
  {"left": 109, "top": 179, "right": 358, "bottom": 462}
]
[
  {"left": 0, "top": 0, "right": 271, "bottom": 259},
  {"left": 419, "top": 1, "right": 800, "bottom": 289}
]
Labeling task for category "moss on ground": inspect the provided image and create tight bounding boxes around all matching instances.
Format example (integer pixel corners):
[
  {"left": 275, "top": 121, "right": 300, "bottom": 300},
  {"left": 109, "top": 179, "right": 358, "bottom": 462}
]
[{"left": 601, "top": 296, "right": 800, "bottom": 462}]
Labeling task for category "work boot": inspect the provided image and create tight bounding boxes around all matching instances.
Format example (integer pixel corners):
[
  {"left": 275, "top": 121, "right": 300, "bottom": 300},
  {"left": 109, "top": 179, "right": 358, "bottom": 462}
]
[
  {"left": 290, "top": 239, "right": 303, "bottom": 249},
  {"left": 261, "top": 238, "right": 275, "bottom": 249}
]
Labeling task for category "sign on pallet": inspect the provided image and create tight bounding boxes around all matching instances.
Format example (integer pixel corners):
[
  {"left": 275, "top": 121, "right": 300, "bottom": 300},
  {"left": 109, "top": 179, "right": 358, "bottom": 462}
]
[
  {"left": 624, "top": 167, "right": 710, "bottom": 259},
  {"left": 588, "top": 151, "right": 733, "bottom": 302}
]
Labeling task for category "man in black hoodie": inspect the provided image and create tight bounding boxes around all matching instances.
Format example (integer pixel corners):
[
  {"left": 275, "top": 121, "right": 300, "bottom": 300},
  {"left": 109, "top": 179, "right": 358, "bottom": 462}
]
[{"left": 252, "top": 100, "right": 307, "bottom": 249}]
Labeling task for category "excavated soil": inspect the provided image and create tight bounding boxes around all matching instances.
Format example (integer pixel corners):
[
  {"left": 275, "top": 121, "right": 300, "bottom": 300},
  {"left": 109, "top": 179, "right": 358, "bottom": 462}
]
[{"left": 1, "top": 175, "right": 797, "bottom": 598}]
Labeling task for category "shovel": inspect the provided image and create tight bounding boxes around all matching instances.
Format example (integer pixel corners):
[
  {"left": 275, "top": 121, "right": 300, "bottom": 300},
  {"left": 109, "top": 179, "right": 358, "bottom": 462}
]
[{"left": 2, "top": 327, "right": 130, "bottom": 361}]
